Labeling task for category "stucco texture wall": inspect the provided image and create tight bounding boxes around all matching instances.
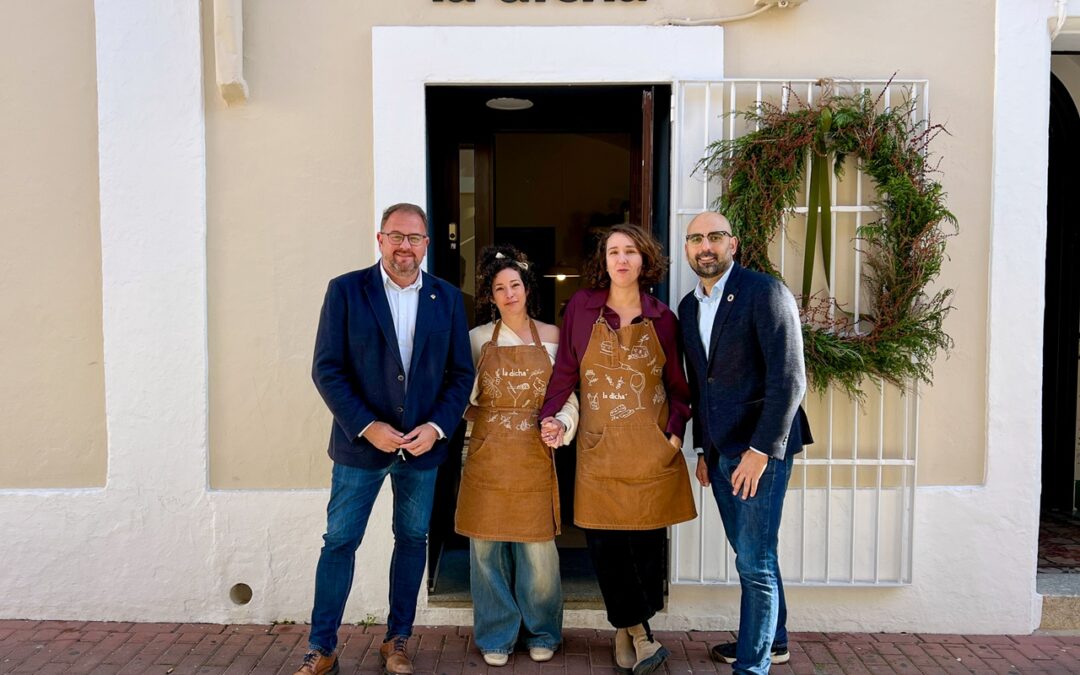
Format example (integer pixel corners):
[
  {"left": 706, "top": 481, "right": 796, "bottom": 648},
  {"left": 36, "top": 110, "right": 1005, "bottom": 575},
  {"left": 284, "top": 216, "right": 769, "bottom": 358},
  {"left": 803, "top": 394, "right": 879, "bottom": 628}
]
[
  {"left": 0, "top": 0, "right": 106, "bottom": 488},
  {"left": 202, "top": 0, "right": 991, "bottom": 488}
]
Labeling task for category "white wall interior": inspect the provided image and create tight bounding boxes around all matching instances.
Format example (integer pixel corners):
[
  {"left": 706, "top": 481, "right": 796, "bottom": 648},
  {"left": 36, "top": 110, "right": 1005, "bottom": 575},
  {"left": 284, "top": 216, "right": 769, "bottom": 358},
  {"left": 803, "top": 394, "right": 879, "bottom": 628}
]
[{"left": 0, "top": 8, "right": 1055, "bottom": 633}]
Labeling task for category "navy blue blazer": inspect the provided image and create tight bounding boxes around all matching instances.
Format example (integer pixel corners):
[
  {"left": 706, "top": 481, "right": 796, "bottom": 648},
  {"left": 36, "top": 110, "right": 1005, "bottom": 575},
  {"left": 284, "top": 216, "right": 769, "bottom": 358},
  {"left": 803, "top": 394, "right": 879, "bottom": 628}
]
[
  {"left": 678, "top": 263, "right": 812, "bottom": 463},
  {"left": 312, "top": 263, "right": 474, "bottom": 470}
]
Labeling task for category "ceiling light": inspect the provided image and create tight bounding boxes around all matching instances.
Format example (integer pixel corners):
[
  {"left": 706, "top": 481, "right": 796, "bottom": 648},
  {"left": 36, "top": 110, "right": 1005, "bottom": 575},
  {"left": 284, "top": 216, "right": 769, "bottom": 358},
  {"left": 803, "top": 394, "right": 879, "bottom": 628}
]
[
  {"left": 544, "top": 263, "right": 580, "bottom": 281},
  {"left": 486, "top": 97, "right": 534, "bottom": 111}
]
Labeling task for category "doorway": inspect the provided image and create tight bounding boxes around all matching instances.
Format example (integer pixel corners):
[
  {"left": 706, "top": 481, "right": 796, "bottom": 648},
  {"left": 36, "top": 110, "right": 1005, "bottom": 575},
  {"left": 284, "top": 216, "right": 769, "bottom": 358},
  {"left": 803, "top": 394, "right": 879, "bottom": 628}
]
[
  {"left": 1039, "top": 71, "right": 1080, "bottom": 572},
  {"left": 424, "top": 84, "right": 672, "bottom": 604}
]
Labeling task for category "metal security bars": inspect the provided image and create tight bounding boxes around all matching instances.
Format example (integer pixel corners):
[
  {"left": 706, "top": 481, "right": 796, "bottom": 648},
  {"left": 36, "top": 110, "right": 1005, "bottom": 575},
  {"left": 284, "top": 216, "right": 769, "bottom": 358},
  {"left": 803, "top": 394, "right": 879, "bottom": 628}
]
[{"left": 668, "top": 79, "right": 927, "bottom": 586}]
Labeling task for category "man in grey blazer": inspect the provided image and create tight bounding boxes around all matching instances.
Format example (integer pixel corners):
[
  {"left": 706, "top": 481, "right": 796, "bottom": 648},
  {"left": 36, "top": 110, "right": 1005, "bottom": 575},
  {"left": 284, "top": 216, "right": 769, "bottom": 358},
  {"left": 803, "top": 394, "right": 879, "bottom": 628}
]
[{"left": 678, "top": 211, "right": 812, "bottom": 675}]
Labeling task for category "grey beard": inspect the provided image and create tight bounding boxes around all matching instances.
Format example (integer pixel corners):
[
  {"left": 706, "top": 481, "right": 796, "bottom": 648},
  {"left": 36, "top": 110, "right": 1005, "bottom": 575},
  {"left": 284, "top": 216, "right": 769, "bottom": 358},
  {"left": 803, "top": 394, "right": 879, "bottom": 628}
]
[{"left": 388, "top": 257, "right": 418, "bottom": 275}]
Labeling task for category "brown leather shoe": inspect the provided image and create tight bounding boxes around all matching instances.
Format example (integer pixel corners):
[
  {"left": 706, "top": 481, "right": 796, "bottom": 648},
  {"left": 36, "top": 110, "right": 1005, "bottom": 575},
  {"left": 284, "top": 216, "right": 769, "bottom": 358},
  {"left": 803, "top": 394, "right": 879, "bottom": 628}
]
[
  {"left": 293, "top": 650, "right": 339, "bottom": 675},
  {"left": 380, "top": 636, "right": 414, "bottom": 675}
]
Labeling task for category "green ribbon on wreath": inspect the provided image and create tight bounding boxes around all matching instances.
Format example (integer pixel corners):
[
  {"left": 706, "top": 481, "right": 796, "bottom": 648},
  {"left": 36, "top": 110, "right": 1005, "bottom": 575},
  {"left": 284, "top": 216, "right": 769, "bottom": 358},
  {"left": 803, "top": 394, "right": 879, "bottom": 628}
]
[{"left": 801, "top": 107, "right": 833, "bottom": 309}]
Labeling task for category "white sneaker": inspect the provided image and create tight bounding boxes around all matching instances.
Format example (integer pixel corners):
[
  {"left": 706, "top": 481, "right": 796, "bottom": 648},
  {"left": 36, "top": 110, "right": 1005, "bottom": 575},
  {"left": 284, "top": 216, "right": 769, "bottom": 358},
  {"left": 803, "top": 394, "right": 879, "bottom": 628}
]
[
  {"left": 483, "top": 653, "right": 509, "bottom": 667},
  {"left": 529, "top": 647, "right": 555, "bottom": 663}
]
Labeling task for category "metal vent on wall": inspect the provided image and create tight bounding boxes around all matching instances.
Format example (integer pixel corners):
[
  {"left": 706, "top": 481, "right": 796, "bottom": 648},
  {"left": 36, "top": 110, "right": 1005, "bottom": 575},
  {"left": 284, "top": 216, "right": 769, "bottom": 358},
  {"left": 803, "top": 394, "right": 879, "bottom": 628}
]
[{"left": 668, "top": 79, "right": 928, "bottom": 586}]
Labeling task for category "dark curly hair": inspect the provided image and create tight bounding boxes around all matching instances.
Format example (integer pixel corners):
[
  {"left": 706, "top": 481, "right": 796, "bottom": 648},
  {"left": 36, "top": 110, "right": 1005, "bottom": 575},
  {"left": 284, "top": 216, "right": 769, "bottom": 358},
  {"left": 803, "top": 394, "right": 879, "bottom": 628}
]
[
  {"left": 474, "top": 244, "right": 541, "bottom": 324},
  {"left": 583, "top": 224, "right": 670, "bottom": 289}
]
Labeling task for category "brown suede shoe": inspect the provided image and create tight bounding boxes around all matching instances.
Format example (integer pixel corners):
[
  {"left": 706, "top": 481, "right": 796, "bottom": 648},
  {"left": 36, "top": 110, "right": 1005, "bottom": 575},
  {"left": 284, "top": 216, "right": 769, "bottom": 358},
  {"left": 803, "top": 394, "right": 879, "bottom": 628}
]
[
  {"left": 293, "top": 650, "right": 339, "bottom": 675},
  {"left": 379, "top": 636, "right": 414, "bottom": 675}
]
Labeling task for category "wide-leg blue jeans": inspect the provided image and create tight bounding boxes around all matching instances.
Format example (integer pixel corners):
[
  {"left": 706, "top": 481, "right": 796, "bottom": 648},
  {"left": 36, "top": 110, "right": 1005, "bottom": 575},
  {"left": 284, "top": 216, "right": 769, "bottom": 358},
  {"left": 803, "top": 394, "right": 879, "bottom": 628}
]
[
  {"left": 709, "top": 453, "right": 793, "bottom": 675},
  {"left": 308, "top": 458, "right": 438, "bottom": 654},
  {"left": 469, "top": 539, "right": 563, "bottom": 655}
]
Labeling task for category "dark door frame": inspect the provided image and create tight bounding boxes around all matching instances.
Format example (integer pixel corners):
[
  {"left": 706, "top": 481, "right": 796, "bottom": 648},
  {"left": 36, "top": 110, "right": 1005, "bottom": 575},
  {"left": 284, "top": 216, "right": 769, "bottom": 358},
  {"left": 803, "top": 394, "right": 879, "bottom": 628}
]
[
  {"left": 425, "top": 85, "right": 672, "bottom": 280},
  {"left": 423, "top": 84, "right": 673, "bottom": 592},
  {"left": 1042, "top": 72, "right": 1080, "bottom": 512}
]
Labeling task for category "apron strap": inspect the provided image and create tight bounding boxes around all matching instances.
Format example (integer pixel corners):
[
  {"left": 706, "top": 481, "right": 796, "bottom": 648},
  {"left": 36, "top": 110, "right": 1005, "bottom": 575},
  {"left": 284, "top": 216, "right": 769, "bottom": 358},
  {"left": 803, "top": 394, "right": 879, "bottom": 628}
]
[
  {"left": 492, "top": 319, "right": 544, "bottom": 348},
  {"left": 527, "top": 318, "right": 543, "bottom": 348}
]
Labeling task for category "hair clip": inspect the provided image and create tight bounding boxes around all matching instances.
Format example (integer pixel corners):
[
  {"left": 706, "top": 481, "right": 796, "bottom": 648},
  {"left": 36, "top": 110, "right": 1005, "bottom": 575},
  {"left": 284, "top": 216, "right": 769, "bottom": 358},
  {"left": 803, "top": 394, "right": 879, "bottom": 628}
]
[{"left": 494, "top": 251, "right": 529, "bottom": 270}]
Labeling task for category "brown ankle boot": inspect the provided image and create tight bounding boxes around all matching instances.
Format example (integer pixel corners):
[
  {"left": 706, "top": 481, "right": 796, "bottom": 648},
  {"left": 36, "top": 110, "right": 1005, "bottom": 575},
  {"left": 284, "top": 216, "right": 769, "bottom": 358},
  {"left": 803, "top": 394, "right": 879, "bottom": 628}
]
[
  {"left": 626, "top": 624, "right": 669, "bottom": 675},
  {"left": 379, "top": 636, "right": 414, "bottom": 675},
  {"left": 293, "top": 650, "right": 338, "bottom": 675},
  {"left": 614, "top": 627, "right": 635, "bottom": 674}
]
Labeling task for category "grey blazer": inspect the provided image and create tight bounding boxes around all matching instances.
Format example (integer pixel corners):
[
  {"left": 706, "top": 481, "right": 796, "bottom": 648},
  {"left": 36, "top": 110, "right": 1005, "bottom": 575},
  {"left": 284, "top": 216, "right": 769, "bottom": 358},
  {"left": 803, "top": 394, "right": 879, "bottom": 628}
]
[{"left": 678, "top": 262, "right": 812, "bottom": 463}]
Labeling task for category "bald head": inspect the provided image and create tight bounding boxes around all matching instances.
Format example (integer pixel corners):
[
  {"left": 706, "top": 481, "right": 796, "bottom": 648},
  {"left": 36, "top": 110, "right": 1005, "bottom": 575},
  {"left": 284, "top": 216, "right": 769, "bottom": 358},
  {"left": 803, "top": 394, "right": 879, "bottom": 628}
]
[
  {"left": 687, "top": 211, "right": 732, "bottom": 234},
  {"left": 685, "top": 211, "right": 738, "bottom": 284}
]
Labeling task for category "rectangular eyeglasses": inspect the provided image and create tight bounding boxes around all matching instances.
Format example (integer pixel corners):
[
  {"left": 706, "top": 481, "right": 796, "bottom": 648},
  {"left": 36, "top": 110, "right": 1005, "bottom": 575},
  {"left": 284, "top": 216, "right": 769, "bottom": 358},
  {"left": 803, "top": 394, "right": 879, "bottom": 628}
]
[
  {"left": 382, "top": 231, "right": 428, "bottom": 246},
  {"left": 685, "top": 231, "right": 732, "bottom": 246}
]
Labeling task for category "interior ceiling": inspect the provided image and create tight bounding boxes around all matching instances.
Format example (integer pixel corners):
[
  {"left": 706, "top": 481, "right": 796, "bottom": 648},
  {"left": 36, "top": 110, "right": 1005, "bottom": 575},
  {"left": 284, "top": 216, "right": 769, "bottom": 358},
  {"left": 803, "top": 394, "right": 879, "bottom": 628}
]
[{"left": 426, "top": 84, "right": 656, "bottom": 132}]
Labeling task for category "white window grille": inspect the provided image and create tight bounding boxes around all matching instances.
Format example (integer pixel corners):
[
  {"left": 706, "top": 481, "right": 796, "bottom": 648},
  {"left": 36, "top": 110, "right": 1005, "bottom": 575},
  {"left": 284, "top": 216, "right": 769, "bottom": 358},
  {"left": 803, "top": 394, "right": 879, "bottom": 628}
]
[{"left": 669, "top": 79, "right": 927, "bottom": 586}]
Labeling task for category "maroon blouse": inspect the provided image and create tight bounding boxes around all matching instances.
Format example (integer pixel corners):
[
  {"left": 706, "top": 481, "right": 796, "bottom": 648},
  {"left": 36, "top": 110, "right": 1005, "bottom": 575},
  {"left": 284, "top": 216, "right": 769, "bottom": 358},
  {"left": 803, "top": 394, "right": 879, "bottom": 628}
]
[{"left": 539, "top": 288, "right": 691, "bottom": 440}]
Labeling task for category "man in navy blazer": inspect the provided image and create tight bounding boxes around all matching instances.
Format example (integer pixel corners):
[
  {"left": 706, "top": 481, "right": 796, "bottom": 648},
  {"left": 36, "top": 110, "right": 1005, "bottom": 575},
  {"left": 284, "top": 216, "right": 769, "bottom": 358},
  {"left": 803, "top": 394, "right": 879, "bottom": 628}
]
[
  {"left": 678, "top": 212, "right": 811, "bottom": 675},
  {"left": 296, "top": 203, "right": 474, "bottom": 675}
]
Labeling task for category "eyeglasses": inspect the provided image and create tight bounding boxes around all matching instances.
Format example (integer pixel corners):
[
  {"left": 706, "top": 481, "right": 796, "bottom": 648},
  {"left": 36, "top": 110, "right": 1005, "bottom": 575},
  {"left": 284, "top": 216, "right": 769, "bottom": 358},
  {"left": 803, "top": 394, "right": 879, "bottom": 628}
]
[
  {"left": 381, "top": 231, "right": 428, "bottom": 246},
  {"left": 685, "top": 231, "right": 732, "bottom": 246}
]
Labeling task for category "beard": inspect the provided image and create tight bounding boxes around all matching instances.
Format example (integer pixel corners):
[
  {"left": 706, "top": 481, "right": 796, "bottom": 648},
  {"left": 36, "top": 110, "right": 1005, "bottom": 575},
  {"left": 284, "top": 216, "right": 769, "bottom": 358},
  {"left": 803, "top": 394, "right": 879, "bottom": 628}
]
[
  {"left": 690, "top": 252, "right": 730, "bottom": 279},
  {"left": 387, "top": 254, "right": 419, "bottom": 276}
]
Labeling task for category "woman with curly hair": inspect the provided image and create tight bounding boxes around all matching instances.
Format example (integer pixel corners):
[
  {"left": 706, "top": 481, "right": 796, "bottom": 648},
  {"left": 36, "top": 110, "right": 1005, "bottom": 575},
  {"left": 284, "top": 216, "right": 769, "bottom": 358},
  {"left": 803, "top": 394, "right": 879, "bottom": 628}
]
[
  {"left": 455, "top": 244, "right": 579, "bottom": 667},
  {"left": 538, "top": 224, "right": 696, "bottom": 675}
]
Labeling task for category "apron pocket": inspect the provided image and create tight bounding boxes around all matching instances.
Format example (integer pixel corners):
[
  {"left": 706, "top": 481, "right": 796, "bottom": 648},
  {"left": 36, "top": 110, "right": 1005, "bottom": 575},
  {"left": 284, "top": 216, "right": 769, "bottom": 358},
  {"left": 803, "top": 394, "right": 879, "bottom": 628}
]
[
  {"left": 580, "top": 424, "right": 680, "bottom": 482},
  {"left": 463, "top": 432, "right": 553, "bottom": 492}
]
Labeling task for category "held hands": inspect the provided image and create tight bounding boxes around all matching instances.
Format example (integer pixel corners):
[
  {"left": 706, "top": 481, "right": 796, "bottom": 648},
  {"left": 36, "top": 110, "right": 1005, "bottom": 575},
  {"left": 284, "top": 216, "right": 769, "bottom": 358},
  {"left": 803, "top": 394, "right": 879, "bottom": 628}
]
[
  {"left": 731, "top": 449, "right": 769, "bottom": 500},
  {"left": 540, "top": 416, "right": 565, "bottom": 448}
]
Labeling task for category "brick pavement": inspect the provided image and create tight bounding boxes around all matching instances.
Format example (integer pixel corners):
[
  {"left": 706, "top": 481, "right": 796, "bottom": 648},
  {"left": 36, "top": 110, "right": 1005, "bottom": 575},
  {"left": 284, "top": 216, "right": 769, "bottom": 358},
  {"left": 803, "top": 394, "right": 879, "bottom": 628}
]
[{"left": 3, "top": 621, "right": 1080, "bottom": 675}]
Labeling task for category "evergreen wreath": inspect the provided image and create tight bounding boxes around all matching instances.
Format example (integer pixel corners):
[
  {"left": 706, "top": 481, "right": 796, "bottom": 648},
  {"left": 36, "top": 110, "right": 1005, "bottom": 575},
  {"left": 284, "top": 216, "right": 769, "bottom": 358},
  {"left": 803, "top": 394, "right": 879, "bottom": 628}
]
[{"left": 697, "top": 82, "right": 956, "bottom": 398}]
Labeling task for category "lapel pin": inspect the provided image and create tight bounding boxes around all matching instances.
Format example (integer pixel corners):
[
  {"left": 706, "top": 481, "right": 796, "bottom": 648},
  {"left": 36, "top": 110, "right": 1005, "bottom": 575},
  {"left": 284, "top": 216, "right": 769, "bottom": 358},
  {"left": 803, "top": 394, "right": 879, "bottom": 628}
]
[
  {"left": 727, "top": 294, "right": 735, "bottom": 302},
  {"left": 430, "top": 294, "right": 436, "bottom": 300}
]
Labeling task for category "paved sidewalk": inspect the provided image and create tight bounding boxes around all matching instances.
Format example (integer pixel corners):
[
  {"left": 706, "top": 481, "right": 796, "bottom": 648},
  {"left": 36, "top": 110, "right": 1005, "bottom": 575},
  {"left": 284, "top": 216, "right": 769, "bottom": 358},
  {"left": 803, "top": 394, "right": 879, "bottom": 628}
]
[{"left": 2, "top": 621, "right": 1079, "bottom": 675}]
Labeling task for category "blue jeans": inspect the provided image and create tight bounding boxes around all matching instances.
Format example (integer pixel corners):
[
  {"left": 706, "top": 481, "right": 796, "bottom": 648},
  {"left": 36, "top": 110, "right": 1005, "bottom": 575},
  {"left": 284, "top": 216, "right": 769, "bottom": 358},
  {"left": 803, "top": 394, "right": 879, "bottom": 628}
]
[
  {"left": 709, "top": 453, "right": 793, "bottom": 675},
  {"left": 470, "top": 539, "right": 562, "bottom": 654},
  {"left": 308, "top": 458, "right": 438, "bottom": 654}
]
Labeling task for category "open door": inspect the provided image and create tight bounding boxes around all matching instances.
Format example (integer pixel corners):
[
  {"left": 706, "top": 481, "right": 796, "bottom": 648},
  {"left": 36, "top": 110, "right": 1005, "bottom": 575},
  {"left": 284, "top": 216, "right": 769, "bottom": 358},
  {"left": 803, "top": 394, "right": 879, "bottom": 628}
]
[
  {"left": 1042, "top": 72, "right": 1080, "bottom": 513},
  {"left": 424, "top": 84, "right": 672, "bottom": 602}
]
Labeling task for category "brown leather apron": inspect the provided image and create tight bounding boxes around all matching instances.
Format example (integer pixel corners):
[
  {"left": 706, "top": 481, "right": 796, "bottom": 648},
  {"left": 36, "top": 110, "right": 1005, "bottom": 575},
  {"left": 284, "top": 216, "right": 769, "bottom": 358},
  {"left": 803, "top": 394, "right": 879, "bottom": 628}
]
[
  {"left": 455, "top": 319, "right": 561, "bottom": 542},
  {"left": 574, "top": 315, "right": 697, "bottom": 530}
]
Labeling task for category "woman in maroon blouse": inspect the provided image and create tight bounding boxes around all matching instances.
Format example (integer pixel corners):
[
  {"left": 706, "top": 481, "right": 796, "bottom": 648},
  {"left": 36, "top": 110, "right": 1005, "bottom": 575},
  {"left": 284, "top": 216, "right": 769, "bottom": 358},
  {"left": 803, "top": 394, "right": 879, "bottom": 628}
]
[{"left": 539, "top": 224, "right": 696, "bottom": 675}]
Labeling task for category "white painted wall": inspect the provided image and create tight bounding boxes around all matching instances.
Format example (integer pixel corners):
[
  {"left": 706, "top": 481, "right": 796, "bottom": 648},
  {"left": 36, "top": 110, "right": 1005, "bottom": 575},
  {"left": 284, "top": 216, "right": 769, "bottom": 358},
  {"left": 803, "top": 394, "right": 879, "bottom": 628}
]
[{"left": 0, "top": 5, "right": 1059, "bottom": 633}]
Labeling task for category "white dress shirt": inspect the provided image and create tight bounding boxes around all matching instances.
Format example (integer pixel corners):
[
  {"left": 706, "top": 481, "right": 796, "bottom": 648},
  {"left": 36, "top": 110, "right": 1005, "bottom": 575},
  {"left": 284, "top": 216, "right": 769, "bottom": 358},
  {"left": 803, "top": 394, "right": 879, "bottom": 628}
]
[
  {"left": 379, "top": 262, "right": 422, "bottom": 383},
  {"left": 694, "top": 264, "right": 733, "bottom": 360}
]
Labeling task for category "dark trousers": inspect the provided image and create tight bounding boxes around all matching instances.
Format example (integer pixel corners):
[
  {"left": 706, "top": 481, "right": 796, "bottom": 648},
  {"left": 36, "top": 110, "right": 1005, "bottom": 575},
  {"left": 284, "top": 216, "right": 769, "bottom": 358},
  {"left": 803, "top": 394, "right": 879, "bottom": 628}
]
[{"left": 584, "top": 527, "right": 666, "bottom": 628}]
